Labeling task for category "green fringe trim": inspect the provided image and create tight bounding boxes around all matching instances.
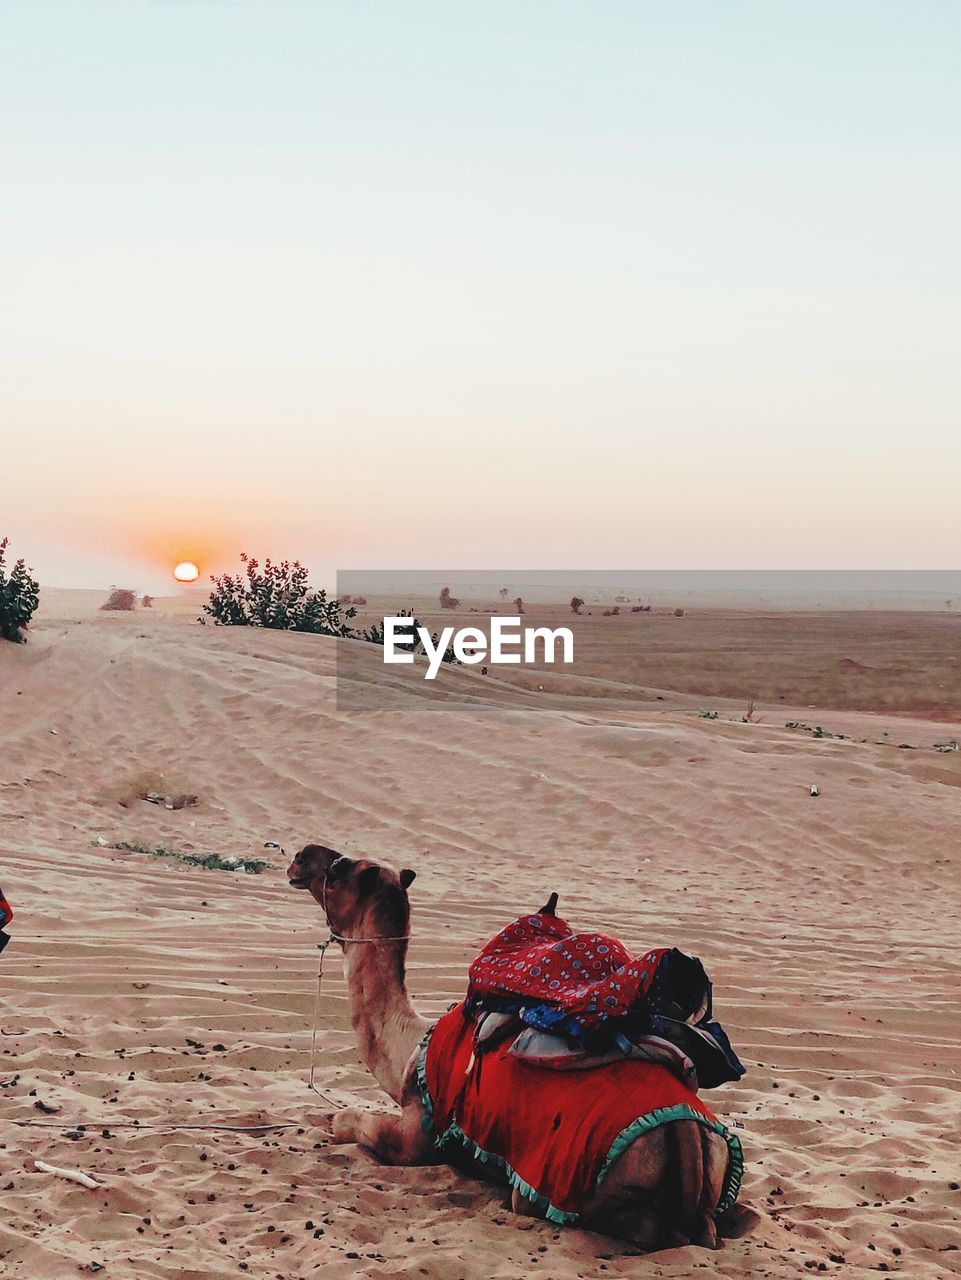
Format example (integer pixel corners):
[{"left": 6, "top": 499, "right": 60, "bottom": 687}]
[
  {"left": 414, "top": 1026, "right": 577, "bottom": 1222},
  {"left": 414, "top": 1028, "right": 743, "bottom": 1223},
  {"left": 414, "top": 1025, "right": 436, "bottom": 1137},
  {"left": 441, "top": 1119, "right": 580, "bottom": 1225}
]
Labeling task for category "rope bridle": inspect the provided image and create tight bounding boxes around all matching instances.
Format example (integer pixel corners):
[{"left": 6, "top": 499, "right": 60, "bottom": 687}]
[{"left": 307, "top": 858, "right": 411, "bottom": 1109}]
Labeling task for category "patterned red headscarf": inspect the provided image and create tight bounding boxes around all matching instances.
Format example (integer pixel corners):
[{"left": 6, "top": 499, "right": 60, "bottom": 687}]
[{"left": 468, "top": 911, "right": 667, "bottom": 1032}]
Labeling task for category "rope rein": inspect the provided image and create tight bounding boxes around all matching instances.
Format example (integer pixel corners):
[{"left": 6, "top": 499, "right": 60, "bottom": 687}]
[
  {"left": 3, "top": 928, "right": 409, "bottom": 1135},
  {"left": 3, "top": 866, "right": 414, "bottom": 1131}
]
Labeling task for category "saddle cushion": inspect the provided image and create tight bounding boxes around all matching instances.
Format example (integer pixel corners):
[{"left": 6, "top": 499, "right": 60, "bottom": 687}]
[
  {"left": 418, "top": 1002, "right": 743, "bottom": 1224},
  {"left": 468, "top": 910, "right": 666, "bottom": 1034}
]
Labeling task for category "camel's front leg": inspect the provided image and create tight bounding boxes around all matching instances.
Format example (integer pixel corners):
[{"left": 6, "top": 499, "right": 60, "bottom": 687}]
[{"left": 332, "top": 1102, "right": 436, "bottom": 1165}]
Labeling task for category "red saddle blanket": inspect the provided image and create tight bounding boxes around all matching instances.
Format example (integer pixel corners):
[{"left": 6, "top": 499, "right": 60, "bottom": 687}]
[
  {"left": 0, "top": 887, "right": 11, "bottom": 957},
  {"left": 418, "top": 1002, "right": 742, "bottom": 1224}
]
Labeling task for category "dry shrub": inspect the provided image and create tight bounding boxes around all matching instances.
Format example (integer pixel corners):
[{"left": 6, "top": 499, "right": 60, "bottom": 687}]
[
  {"left": 112, "top": 766, "right": 197, "bottom": 810},
  {"left": 102, "top": 588, "right": 137, "bottom": 611}
]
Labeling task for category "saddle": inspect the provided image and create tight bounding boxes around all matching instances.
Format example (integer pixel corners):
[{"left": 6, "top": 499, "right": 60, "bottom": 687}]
[{"left": 465, "top": 899, "right": 744, "bottom": 1090}]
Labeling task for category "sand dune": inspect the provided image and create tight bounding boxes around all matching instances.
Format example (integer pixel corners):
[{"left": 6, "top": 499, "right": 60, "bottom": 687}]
[{"left": 1, "top": 596, "right": 959, "bottom": 1277}]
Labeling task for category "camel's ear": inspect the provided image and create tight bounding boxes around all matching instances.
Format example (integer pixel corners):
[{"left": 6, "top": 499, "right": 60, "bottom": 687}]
[
  {"left": 538, "top": 892, "right": 559, "bottom": 916},
  {"left": 355, "top": 865, "right": 381, "bottom": 898},
  {"left": 399, "top": 868, "right": 416, "bottom": 890}
]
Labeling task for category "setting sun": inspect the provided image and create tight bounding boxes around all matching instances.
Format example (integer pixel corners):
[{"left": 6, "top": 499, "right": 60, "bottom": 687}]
[{"left": 173, "top": 561, "right": 199, "bottom": 583}]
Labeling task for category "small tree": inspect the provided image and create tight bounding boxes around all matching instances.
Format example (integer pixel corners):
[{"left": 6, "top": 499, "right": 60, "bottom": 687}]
[
  {"left": 142, "top": 595, "right": 154, "bottom": 609},
  {"left": 0, "top": 537, "right": 40, "bottom": 643},
  {"left": 514, "top": 596, "right": 525, "bottom": 614},
  {"left": 570, "top": 596, "right": 584, "bottom": 614},
  {"left": 439, "top": 586, "right": 460, "bottom": 610},
  {"left": 204, "top": 554, "right": 357, "bottom": 636}
]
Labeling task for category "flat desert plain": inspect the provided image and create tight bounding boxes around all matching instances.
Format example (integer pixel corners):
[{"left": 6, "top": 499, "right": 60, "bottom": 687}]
[{"left": 1, "top": 592, "right": 959, "bottom": 1279}]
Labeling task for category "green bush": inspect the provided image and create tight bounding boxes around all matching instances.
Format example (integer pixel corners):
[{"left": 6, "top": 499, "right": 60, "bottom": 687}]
[
  {"left": 360, "top": 608, "right": 459, "bottom": 666},
  {"left": 203, "top": 554, "right": 357, "bottom": 635},
  {"left": 0, "top": 537, "right": 40, "bottom": 643},
  {"left": 204, "top": 556, "right": 458, "bottom": 667}
]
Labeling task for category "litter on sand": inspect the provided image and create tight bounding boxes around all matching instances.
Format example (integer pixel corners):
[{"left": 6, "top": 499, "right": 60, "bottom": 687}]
[{"left": 34, "top": 1160, "right": 101, "bottom": 1189}]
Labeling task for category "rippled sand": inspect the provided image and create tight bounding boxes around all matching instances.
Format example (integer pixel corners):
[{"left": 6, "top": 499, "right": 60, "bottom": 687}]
[{"left": 1, "top": 594, "right": 959, "bottom": 1277}]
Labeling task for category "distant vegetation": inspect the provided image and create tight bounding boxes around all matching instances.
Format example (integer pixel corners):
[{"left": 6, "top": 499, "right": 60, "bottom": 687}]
[
  {"left": 570, "top": 596, "right": 584, "bottom": 614},
  {"left": 102, "top": 587, "right": 137, "bottom": 611},
  {"left": 105, "top": 841, "right": 271, "bottom": 874},
  {"left": 0, "top": 537, "right": 40, "bottom": 643},
  {"left": 439, "top": 586, "right": 460, "bottom": 610}
]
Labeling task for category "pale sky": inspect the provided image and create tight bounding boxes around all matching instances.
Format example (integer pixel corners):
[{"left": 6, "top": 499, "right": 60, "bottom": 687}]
[{"left": 3, "top": 2, "right": 959, "bottom": 590}]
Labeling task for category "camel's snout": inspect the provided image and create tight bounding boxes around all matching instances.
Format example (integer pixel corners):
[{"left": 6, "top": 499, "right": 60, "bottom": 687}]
[
  {"left": 286, "top": 843, "right": 348, "bottom": 890},
  {"left": 286, "top": 857, "right": 310, "bottom": 889}
]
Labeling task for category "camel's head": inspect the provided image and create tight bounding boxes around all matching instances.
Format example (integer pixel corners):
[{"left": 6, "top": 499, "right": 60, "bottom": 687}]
[{"left": 287, "top": 843, "right": 416, "bottom": 944}]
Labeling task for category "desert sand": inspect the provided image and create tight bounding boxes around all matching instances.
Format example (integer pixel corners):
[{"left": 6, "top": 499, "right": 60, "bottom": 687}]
[{"left": 1, "top": 592, "right": 959, "bottom": 1278}]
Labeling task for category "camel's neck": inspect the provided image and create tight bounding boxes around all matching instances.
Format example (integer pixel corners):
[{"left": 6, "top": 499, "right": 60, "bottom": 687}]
[{"left": 342, "top": 940, "right": 428, "bottom": 1104}]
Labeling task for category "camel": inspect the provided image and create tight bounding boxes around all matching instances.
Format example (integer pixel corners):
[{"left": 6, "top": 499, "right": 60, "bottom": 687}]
[{"left": 288, "top": 843, "right": 749, "bottom": 1251}]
